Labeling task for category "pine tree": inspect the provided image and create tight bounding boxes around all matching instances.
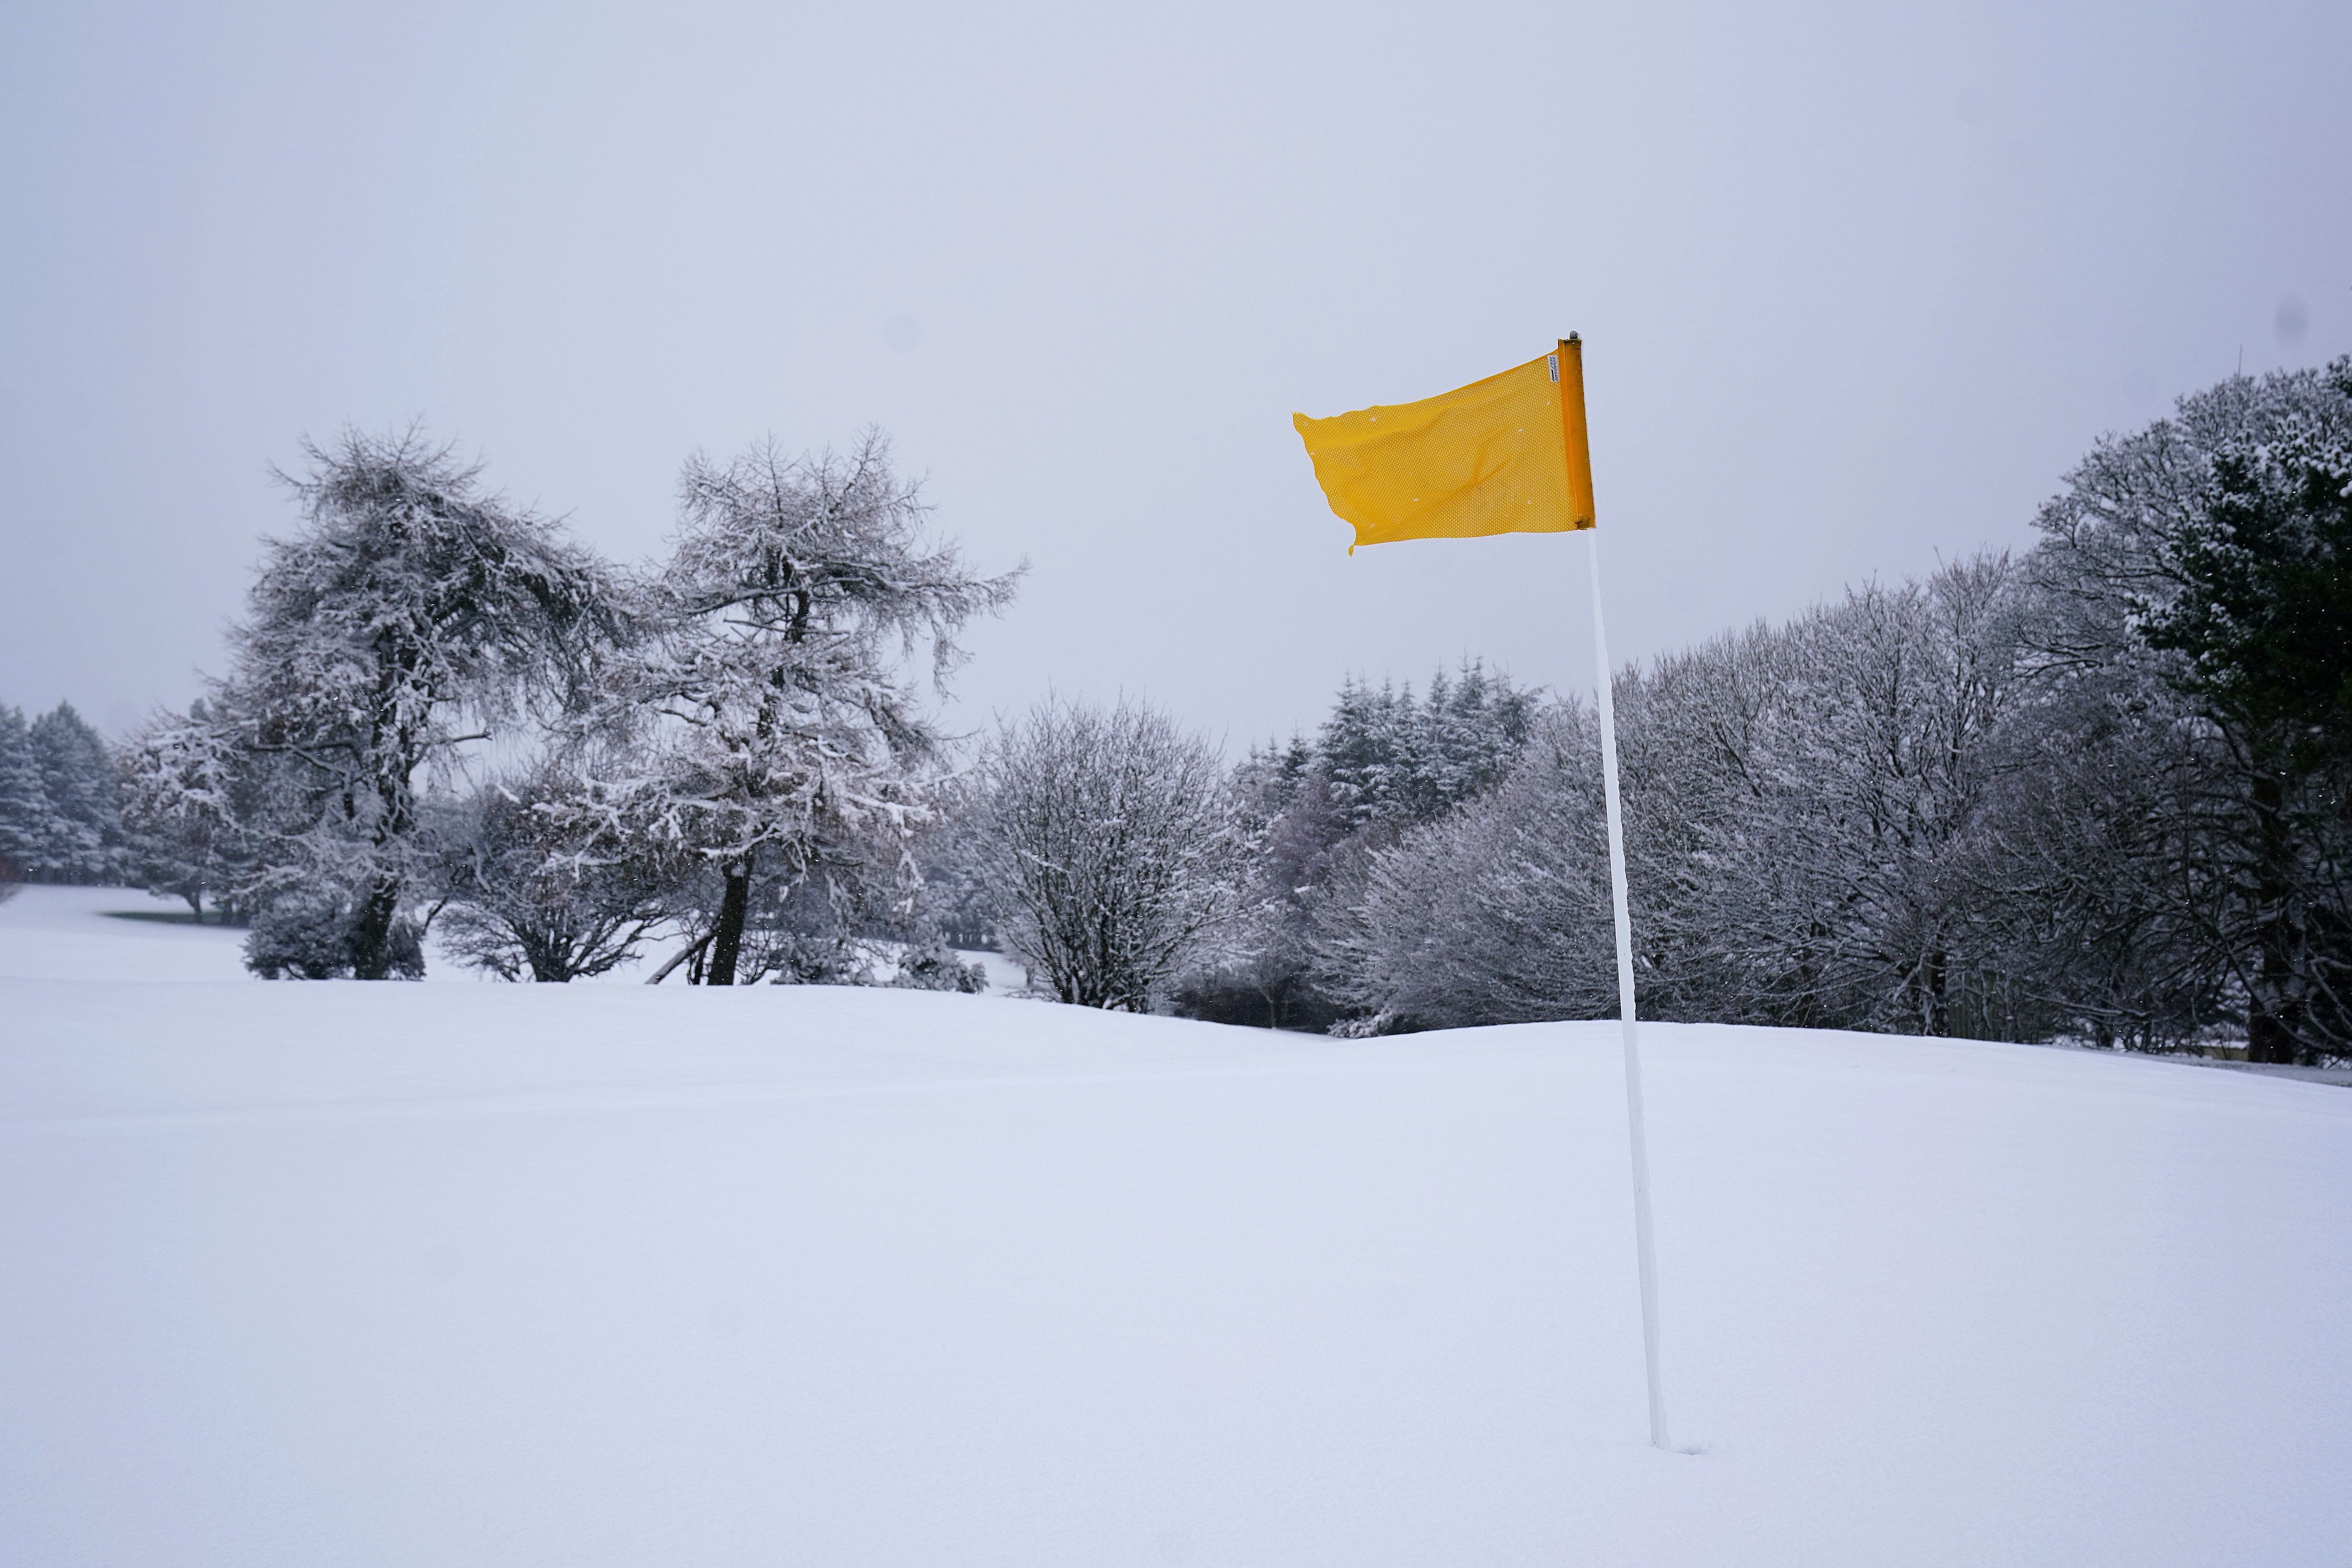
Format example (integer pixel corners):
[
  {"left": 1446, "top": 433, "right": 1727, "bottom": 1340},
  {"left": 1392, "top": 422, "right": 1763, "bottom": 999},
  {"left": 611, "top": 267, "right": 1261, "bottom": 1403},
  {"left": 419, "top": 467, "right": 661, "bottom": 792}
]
[
  {"left": 27, "top": 703, "right": 122, "bottom": 884},
  {"left": 0, "top": 706, "right": 51, "bottom": 881},
  {"left": 1319, "top": 676, "right": 1413, "bottom": 830},
  {"left": 1183, "top": 659, "right": 1539, "bottom": 1029}
]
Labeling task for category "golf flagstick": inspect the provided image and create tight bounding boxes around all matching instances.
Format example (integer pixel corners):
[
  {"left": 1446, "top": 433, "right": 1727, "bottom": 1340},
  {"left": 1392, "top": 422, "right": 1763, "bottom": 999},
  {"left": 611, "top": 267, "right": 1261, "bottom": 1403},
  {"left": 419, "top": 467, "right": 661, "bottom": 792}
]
[{"left": 1586, "top": 525, "right": 1670, "bottom": 1451}]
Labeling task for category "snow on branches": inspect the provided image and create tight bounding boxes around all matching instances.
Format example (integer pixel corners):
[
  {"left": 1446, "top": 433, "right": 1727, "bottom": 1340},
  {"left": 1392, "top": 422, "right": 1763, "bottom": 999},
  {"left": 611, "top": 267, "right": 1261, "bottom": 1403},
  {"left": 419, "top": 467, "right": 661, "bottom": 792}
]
[
  {"left": 147, "top": 428, "right": 625, "bottom": 977},
  {"left": 571, "top": 432, "right": 1020, "bottom": 986}
]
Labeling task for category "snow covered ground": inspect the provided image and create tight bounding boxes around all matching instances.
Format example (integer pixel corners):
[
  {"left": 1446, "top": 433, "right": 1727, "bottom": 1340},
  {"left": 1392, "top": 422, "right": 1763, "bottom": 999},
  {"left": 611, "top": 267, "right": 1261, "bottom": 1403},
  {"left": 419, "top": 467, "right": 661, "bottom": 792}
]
[{"left": 2, "top": 885, "right": 2347, "bottom": 1566}]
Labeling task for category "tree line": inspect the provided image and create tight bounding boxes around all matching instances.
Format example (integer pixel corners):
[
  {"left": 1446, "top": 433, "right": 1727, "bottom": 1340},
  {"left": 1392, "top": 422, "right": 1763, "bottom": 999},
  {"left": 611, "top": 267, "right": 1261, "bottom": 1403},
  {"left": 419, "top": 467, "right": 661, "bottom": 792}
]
[
  {"left": 0, "top": 701, "right": 123, "bottom": 888},
  {"left": 4, "top": 360, "right": 2343, "bottom": 1064},
  {"left": 1193, "top": 362, "right": 2343, "bottom": 1064},
  {"left": 1205, "top": 361, "right": 2347, "bottom": 1064}
]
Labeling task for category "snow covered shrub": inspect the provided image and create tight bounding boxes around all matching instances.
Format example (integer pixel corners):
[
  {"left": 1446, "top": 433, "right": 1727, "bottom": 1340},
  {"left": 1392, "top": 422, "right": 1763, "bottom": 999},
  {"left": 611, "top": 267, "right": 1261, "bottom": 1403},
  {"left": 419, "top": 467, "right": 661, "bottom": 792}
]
[
  {"left": 977, "top": 696, "right": 1239, "bottom": 1012},
  {"left": 757, "top": 932, "right": 867, "bottom": 985},
  {"left": 243, "top": 893, "right": 424, "bottom": 980},
  {"left": 890, "top": 938, "right": 987, "bottom": 993},
  {"left": 243, "top": 896, "right": 348, "bottom": 979},
  {"left": 434, "top": 767, "right": 680, "bottom": 982}
]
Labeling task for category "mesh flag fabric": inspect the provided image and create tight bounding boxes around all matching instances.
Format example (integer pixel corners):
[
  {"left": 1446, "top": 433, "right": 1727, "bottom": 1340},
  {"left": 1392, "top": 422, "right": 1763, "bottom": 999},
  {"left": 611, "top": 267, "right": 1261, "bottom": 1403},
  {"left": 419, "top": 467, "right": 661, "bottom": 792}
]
[{"left": 1292, "top": 340, "right": 1596, "bottom": 551}]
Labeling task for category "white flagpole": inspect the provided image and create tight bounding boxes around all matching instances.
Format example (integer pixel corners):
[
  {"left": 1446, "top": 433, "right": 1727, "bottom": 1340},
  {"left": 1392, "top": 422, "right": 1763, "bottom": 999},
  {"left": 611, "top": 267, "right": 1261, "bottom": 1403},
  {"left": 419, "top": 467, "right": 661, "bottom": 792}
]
[{"left": 1585, "top": 525, "right": 1670, "bottom": 1451}]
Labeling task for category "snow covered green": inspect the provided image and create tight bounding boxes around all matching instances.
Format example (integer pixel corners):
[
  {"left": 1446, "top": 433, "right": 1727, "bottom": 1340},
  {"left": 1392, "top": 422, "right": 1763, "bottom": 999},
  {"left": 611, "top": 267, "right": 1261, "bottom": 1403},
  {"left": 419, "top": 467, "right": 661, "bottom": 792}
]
[{"left": 2, "top": 886, "right": 2346, "bottom": 1566}]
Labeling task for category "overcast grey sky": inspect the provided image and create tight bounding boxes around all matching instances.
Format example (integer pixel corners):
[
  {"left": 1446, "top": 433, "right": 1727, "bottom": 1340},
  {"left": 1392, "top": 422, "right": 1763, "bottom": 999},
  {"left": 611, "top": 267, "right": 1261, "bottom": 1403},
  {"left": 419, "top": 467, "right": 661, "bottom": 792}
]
[{"left": 3, "top": 0, "right": 2346, "bottom": 745}]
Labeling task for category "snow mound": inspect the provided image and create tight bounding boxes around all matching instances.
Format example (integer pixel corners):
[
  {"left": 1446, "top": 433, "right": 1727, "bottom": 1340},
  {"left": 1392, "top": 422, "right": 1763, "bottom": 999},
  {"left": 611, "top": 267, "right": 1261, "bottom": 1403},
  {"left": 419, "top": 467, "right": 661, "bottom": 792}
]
[{"left": 2, "top": 889, "right": 2347, "bottom": 1566}]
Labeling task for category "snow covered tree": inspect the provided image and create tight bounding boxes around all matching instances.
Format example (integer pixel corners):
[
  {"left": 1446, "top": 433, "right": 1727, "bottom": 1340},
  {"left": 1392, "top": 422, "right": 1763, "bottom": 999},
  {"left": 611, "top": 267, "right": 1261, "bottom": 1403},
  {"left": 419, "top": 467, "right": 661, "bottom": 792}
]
[
  {"left": 1677, "top": 558, "right": 2034, "bottom": 1036},
  {"left": 35, "top": 704, "right": 126, "bottom": 884},
  {"left": 0, "top": 702, "right": 124, "bottom": 884},
  {"left": 576, "top": 432, "right": 1017, "bottom": 986},
  {"left": 1177, "top": 733, "right": 1337, "bottom": 1028},
  {"left": 120, "top": 697, "right": 263, "bottom": 921},
  {"left": 916, "top": 775, "right": 1003, "bottom": 951},
  {"left": 976, "top": 696, "right": 1239, "bottom": 1011},
  {"left": 1309, "top": 705, "right": 1615, "bottom": 1032},
  {"left": 1185, "top": 660, "right": 1540, "bottom": 1028},
  {"left": 1306, "top": 562, "right": 2044, "bottom": 1040},
  {"left": 194, "top": 428, "right": 622, "bottom": 978},
  {"left": 1962, "top": 652, "right": 2227, "bottom": 1050},
  {"left": 0, "top": 706, "right": 48, "bottom": 885},
  {"left": 1312, "top": 663, "right": 1539, "bottom": 835},
  {"left": 2031, "top": 358, "right": 2352, "bottom": 1062}
]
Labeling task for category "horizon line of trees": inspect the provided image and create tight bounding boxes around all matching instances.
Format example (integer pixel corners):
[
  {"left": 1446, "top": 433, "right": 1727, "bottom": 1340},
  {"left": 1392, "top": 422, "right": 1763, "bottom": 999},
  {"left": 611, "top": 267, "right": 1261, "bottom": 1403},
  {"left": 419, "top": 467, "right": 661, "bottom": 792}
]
[{"left": 6, "top": 358, "right": 2344, "bottom": 1065}]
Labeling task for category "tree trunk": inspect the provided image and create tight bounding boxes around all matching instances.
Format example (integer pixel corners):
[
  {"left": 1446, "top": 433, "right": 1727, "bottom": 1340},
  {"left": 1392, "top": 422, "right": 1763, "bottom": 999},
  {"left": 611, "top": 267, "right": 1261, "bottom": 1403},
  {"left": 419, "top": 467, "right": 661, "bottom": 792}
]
[
  {"left": 526, "top": 930, "right": 571, "bottom": 983},
  {"left": 349, "top": 875, "right": 404, "bottom": 980},
  {"left": 2245, "top": 768, "right": 2306, "bottom": 1065},
  {"left": 706, "top": 856, "right": 754, "bottom": 986},
  {"left": 1919, "top": 947, "right": 1950, "bottom": 1037},
  {"left": 645, "top": 928, "right": 714, "bottom": 986}
]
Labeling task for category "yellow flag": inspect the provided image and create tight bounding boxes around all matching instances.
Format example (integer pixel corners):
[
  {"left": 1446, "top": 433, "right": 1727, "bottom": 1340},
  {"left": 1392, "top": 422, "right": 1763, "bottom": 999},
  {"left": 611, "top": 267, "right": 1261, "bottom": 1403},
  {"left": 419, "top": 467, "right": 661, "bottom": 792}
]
[{"left": 1293, "top": 337, "right": 1596, "bottom": 552}]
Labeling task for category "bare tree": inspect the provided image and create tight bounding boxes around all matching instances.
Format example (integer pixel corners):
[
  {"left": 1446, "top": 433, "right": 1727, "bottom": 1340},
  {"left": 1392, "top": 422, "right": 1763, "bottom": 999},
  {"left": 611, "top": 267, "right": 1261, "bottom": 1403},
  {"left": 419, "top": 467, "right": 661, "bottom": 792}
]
[
  {"left": 1679, "top": 558, "right": 2033, "bottom": 1036},
  {"left": 977, "top": 696, "right": 1239, "bottom": 1011}
]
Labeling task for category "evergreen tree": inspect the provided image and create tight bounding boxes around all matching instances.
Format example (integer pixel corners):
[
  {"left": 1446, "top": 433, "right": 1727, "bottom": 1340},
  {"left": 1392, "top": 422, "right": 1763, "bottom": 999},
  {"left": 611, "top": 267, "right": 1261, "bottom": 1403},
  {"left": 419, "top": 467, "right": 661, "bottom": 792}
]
[
  {"left": 0, "top": 706, "right": 50, "bottom": 881},
  {"left": 1183, "top": 659, "right": 1539, "bottom": 1029},
  {"left": 0, "top": 702, "right": 124, "bottom": 885},
  {"left": 27, "top": 703, "right": 123, "bottom": 884}
]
